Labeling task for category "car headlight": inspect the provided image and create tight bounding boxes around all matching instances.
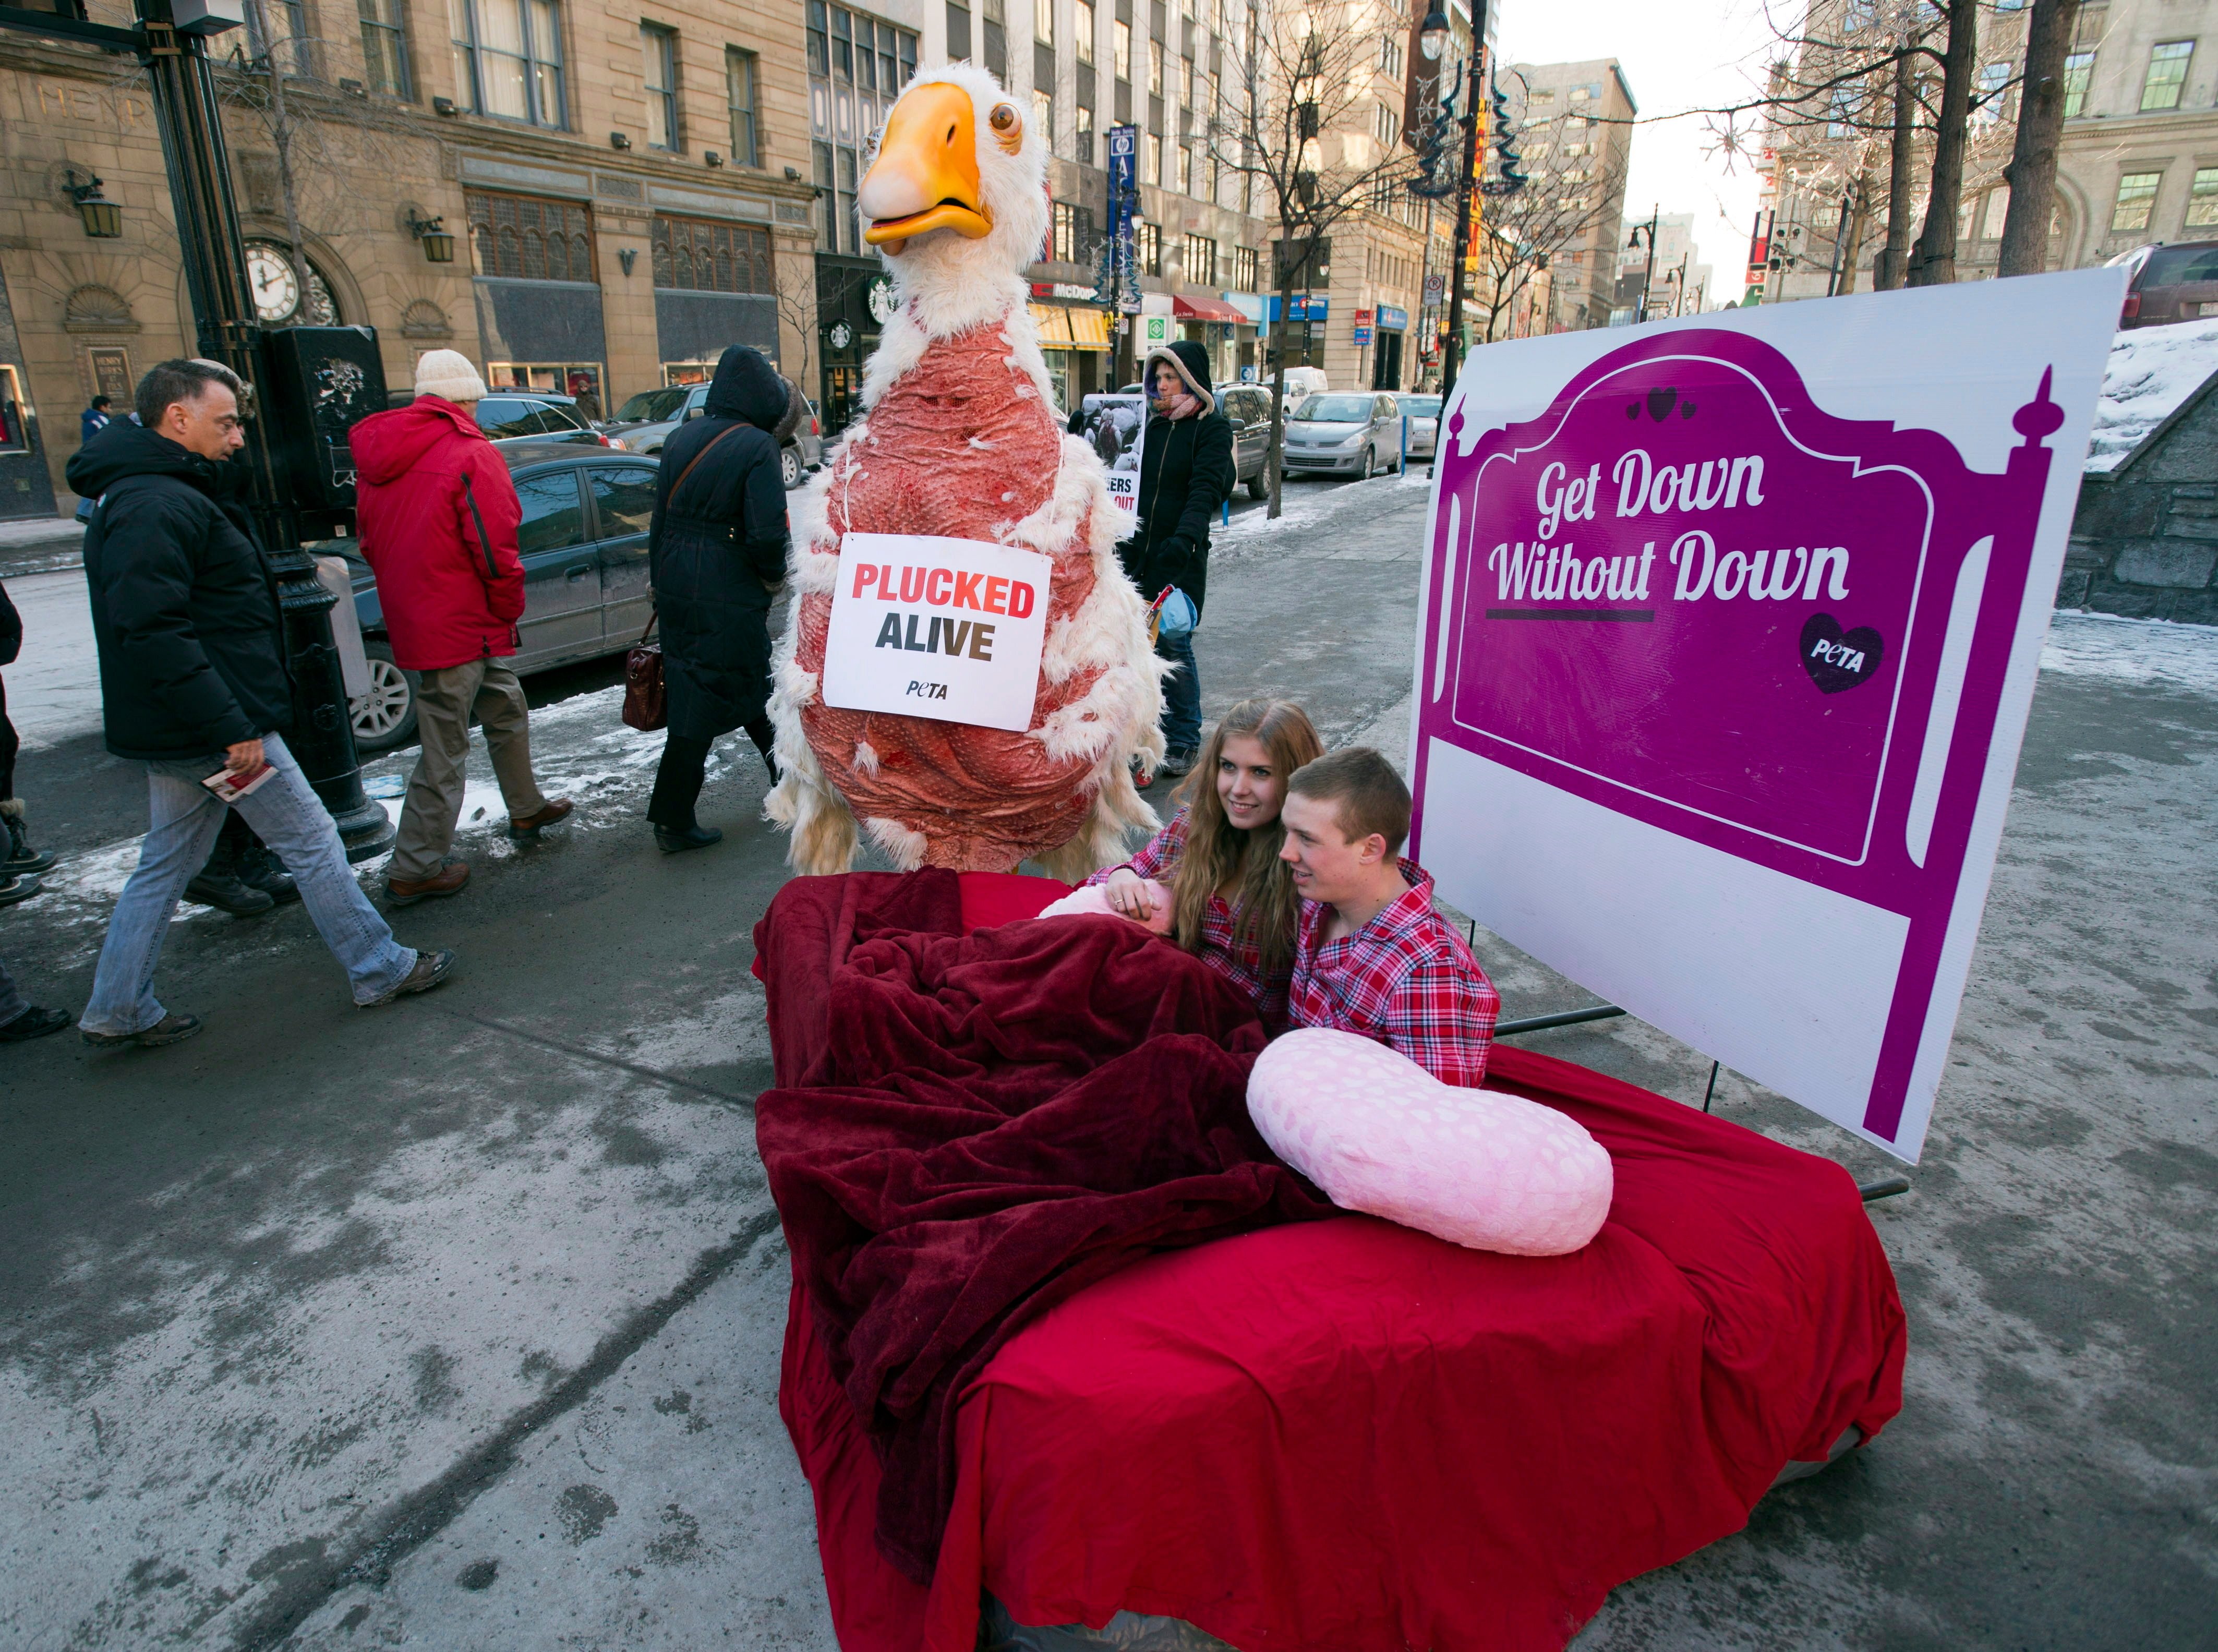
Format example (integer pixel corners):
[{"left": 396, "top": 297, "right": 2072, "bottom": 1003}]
[{"left": 1336, "top": 432, "right": 1365, "bottom": 450}]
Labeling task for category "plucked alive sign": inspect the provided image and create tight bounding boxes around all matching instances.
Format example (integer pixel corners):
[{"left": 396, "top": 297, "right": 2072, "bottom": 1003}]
[
  {"left": 822, "top": 532, "right": 1053, "bottom": 732},
  {"left": 1409, "top": 271, "right": 2123, "bottom": 1162}
]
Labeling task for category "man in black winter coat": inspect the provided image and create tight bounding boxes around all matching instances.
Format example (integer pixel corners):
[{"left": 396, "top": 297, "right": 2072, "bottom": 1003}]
[
  {"left": 643, "top": 343, "right": 794, "bottom": 851},
  {"left": 67, "top": 358, "right": 455, "bottom": 1047},
  {"left": 1116, "top": 340, "right": 1236, "bottom": 776}
]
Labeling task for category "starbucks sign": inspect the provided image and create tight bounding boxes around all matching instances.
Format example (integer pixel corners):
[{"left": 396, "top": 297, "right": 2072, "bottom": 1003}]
[{"left": 867, "top": 274, "right": 898, "bottom": 323}]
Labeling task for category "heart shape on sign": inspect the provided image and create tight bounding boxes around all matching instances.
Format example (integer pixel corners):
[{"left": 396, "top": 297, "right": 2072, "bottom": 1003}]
[
  {"left": 1646, "top": 386, "right": 1678, "bottom": 422},
  {"left": 1799, "top": 612, "right": 1886, "bottom": 694}
]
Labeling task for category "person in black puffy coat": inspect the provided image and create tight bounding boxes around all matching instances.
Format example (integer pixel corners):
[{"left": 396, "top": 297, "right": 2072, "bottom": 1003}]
[
  {"left": 1117, "top": 339, "right": 1235, "bottom": 777},
  {"left": 645, "top": 344, "right": 795, "bottom": 851}
]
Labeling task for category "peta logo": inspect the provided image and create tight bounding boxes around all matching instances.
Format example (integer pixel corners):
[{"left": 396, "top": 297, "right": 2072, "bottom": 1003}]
[{"left": 906, "top": 681, "right": 949, "bottom": 700}]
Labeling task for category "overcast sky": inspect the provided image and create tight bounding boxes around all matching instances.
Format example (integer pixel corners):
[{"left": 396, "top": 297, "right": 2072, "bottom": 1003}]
[{"left": 1500, "top": 0, "right": 1781, "bottom": 307}]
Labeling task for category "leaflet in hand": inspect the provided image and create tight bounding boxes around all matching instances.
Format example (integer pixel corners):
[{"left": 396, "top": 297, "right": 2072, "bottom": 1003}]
[{"left": 203, "top": 759, "right": 276, "bottom": 804}]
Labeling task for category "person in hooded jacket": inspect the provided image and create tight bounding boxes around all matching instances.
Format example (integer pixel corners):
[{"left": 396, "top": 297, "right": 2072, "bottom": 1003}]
[
  {"left": 68, "top": 358, "right": 453, "bottom": 1047},
  {"left": 349, "top": 349, "right": 572, "bottom": 906},
  {"left": 1117, "top": 340, "right": 1236, "bottom": 778},
  {"left": 643, "top": 344, "right": 794, "bottom": 852}
]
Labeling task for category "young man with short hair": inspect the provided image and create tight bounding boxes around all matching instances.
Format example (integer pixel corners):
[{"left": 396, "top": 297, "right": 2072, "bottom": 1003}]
[{"left": 1278, "top": 747, "right": 1499, "bottom": 1087}]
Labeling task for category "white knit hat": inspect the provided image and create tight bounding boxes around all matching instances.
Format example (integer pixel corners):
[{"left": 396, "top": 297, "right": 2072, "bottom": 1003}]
[{"left": 412, "top": 348, "right": 487, "bottom": 404}]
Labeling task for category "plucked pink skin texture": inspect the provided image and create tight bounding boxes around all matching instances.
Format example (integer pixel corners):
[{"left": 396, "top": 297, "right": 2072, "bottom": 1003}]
[
  {"left": 1248, "top": 1028, "right": 1616, "bottom": 1256},
  {"left": 796, "top": 322, "right": 1110, "bottom": 871}
]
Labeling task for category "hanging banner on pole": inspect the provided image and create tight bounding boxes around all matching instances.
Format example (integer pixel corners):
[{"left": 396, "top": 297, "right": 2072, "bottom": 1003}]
[{"left": 1407, "top": 271, "right": 2123, "bottom": 1162}]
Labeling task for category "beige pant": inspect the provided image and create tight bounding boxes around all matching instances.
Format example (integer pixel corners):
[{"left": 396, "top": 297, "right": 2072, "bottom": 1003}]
[{"left": 390, "top": 659, "right": 548, "bottom": 882}]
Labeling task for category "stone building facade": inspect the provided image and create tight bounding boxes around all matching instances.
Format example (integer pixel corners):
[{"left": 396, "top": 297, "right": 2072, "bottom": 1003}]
[
  {"left": 2067, "top": 368, "right": 2218, "bottom": 623},
  {"left": 1504, "top": 57, "right": 1634, "bottom": 332},
  {"left": 0, "top": 0, "right": 820, "bottom": 519}
]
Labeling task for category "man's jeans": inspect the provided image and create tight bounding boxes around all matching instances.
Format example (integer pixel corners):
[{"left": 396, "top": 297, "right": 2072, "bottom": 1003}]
[
  {"left": 1154, "top": 626, "right": 1202, "bottom": 756},
  {"left": 80, "top": 732, "right": 415, "bottom": 1034}
]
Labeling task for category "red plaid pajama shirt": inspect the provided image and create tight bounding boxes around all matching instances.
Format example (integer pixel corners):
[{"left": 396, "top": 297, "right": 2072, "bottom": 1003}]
[
  {"left": 1085, "top": 811, "right": 1292, "bottom": 1029},
  {"left": 1286, "top": 859, "right": 1501, "bottom": 1087}
]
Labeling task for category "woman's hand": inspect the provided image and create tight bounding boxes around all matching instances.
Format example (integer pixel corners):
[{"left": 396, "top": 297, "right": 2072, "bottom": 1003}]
[{"left": 1102, "top": 867, "right": 1158, "bottom": 923}]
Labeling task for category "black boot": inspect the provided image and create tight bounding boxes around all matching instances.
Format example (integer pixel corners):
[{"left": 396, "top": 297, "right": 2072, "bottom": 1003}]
[
  {"left": 236, "top": 834, "right": 301, "bottom": 906},
  {"left": 184, "top": 814, "right": 274, "bottom": 916},
  {"left": 0, "top": 872, "right": 44, "bottom": 908},
  {"left": 0, "top": 801, "right": 56, "bottom": 875}
]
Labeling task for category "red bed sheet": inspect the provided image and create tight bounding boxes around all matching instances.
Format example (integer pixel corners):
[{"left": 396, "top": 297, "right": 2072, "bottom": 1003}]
[{"left": 764, "top": 873, "right": 1906, "bottom": 1652}]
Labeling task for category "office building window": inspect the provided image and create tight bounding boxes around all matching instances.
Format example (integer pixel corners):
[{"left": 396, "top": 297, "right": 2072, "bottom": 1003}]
[
  {"left": 1232, "top": 244, "right": 1257, "bottom": 291},
  {"left": 1182, "top": 231, "right": 1215, "bottom": 284},
  {"left": 1176, "top": 142, "right": 1191, "bottom": 193},
  {"left": 2141, "top": 40, "right": 2193, "bottom": 112},
  {"left": 358, "top": 0, "right": 412, "bottom": 97},
  {"left": 982, "top": 0, "right": 1005, "bottom": 77},
  {"left": 653, "top": 215, "right": 773, "bottom": 292},
  {"left": 466, "top": 189, "right": 594, "bottom": 280},
  {"left": 2064, "top": 51, "right": 2094, "bottom": 118},
  {"left": 946, "top": 0, "right": 970, "bottom": 59},
  {"left": 644, "top": 25, "right": 679, "bottom": 150},
  {"left": 450, "top": 0, "right": 567, "bottom": 127},
  {"left": 809, "top": 2, "right": 921, "bottom": 252},
  {"left": 1373, "top": 102, "right": 1400, "bottom": 147},
  {"left": 1114, "top": 18, "right": 1130, "bottom": 80},
  {"left": 1076, "top": 0, "right": 1093, "bottom": 62},
  {"left": 1145, "top": 130, "right": 1160, "bottom": 183},
  {"left": 1148, "top": 38, "right": 1163, "bottom": 95},
  {"left": 1035, "top": 87, "right": 1054, "bottom": 149},
  {"left": 2112, "top": 170, "right": 2162, "bottom": 232},
  {"left": 1135, "top": 219, "right": 1161, "bottom": 275},
  {"left": 1035, "top": 0, "right": 1053, "bottom": 43},
  {"left": 1972, "top": 60, "right": 2011, "bottom": 126},
  {"left": 2188, "top": 167, "right": 2218, "bottom": 226},
  {"left": 727, "top": 49, "right": 760, "bottom": 166},
  {"left": 249, "top": 0, "right": 313, "bottom": 76},
  {"left": 1076, "top": 101, "right": 1094, "bottom": 161}
]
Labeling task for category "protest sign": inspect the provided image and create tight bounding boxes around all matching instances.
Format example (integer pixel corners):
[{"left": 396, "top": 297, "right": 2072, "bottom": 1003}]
[
  {"left": 1105, "top": 471, "right": 1138, "bottom": 516},
  {"left": 822, "top": 532, "right": 1053, "bottom": 732},
  {"left": 1409, "top": 271, "right": 2121, "bottom": 1161}
]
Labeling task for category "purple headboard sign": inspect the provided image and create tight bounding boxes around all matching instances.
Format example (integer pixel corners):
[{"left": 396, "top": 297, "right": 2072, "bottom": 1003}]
[{"left": 1410, "top": 279, "right": 2119, "bottom": 1162}]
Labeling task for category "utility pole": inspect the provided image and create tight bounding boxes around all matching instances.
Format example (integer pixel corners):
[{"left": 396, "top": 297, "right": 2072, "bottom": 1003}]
[
  {"left": 1626, "top": 207, "right": 1660, "bottom": 322},
  {"left": 0, "top": 0, "right": 391, "bottom": 857},
  {"left": 1420, "top": 0, "right": 1489, "bottom": 401}
]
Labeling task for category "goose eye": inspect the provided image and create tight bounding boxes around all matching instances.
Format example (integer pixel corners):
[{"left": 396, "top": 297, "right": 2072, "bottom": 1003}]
[
  {"left": 990, "top": 103, "right": 1018, "bottom": 131},
  {"left": 989, "top": 102, "right": 1023, "bottom": 152}
]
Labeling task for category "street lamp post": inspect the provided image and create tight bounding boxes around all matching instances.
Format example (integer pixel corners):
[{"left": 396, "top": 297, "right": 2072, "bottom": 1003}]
[
  {"left": 1625, "top": 208, "right": 1661, "bottom": 323},
  {"left": 1420, "top": 1, "right": 1489, "bottom": 401},
  {"left": 0, "top": 0, "right": 392, "bottom": 858}
]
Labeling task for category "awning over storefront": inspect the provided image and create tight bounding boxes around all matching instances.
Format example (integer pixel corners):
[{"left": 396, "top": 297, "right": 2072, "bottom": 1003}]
[
  {"left": 1173, "top": 293, "right": 1248, "bottom": 323},
  {"left": 1065, "top": 308, "right": 1112, "bottom": 348},
  {"left": 1031, "top": 303, "right": 1074, "bottom": 345},
  {"left": 1378, "top": 305, "right": 1409, "bottom": 331}
]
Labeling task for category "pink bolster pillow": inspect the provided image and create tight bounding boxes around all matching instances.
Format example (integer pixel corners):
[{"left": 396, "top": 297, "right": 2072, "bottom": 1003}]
[
  {"left": 1247, "top": 1028, "right": 1613, "bottom": 1256},
  {"left": 1036, "top": 880, "right": 1176, "bottom": 936}
]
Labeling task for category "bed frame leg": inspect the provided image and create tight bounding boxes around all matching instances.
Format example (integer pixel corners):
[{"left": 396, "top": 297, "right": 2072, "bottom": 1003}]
[{"left": 1701, "top": 1060, "right": 1720, "bottom": 1113}]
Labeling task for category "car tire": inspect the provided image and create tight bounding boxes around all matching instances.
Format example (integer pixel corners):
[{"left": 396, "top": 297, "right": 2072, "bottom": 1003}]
[
  {"left": 1247, "top": 472, "right": 1269, "bottom": 500},
  {"left": 781, "top": 444, "right": 802, "bottom": 488},
  {"left": 351, "top": 640, "right": 419, "bottom": 755},
  {"left": 1360, "top": 444, "right": 1377, "bottom": 480}
]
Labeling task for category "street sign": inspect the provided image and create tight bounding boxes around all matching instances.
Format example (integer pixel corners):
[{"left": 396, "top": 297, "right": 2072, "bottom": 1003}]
[
  {"left": 1354, "top": 325, "right": 1373, "bottom": 346},
  {"left": 1425, "top": 272, "right": 1446, "bottom": 304},
  {"left": 1411, "top": 271, "right": 2124, "bottom": 1162}
]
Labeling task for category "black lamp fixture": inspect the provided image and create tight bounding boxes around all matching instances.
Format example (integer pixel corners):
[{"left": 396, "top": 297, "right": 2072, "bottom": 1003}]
[
  {"left": 406, "top": 210, "right": 456, "bottom": 263},
  {"left": 65, "top": 169, "right": 122, "bottom": 238},
  {"left": 610, "top": 131, "right": 633, "bottom": 150},
  {"left": 704, "top": 150, "right": 724, "bottom": 167},
  {"left": 1418, "top": 3, "right": 1451, "bottom": 62}
]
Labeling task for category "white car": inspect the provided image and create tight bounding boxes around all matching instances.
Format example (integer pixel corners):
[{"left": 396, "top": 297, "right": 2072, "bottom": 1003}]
[{"left": 1394, "top": 394, "right": 1442, "bottom": 460}]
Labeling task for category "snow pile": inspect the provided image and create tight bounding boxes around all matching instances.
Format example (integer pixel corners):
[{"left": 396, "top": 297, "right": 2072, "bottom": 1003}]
[
  {"left": 2084, "top": 320, "right": 2218, "bottom": 473},
  {"left": 2040, "top": 611, "right": 2218, "bottom": 698}
]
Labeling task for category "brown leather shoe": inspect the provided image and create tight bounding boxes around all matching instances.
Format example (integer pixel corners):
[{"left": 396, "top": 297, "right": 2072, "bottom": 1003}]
[
  {"left": 508, "top": 797, "right": 573, "bottom": 836},
  {"left": 386, "top": 862, "right": 471, "bottom": 906}
]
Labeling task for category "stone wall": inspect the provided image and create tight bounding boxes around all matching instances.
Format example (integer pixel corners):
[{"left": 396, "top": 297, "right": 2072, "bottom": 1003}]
[{"left": 2063, "top": 378, "right": 2218, "bottom": 625}]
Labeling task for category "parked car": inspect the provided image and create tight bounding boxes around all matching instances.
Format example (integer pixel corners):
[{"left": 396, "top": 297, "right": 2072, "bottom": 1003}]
[
  {"left": 1280, "top": 391, "right": 1406, "bottom": 479},
  {"left": 2108, "top": 242, "right": 2218, "bottom": 328},
  {"left": 599, "top": 381, "right": 824, "bottom": 487},
  {"left": 1214, "top": 384, "right": 1280, "bottom": 499},
  {"left": 342, "top": 441, "right": 661, "bottom": 754},
  {"left": 384, "top": 389, "right": 624, "bottom": 450},
  {"left": 1395, "top": 394, "right": 1443, "bottom": 460}
]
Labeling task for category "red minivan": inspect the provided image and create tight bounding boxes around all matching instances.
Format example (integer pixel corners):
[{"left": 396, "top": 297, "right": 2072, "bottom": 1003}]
[{"left": 2108, "top": 241, "right": 2218, "bottom": 327}]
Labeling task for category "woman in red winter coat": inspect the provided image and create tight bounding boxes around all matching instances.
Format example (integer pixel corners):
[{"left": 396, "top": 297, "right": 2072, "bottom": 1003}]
[{"left": 348, "top": 350, "right": 570, "bottom": 905}]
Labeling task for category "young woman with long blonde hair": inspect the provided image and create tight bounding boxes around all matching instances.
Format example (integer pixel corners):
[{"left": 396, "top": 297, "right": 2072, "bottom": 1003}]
[{"left": 1086, "top": 698, "right": 1325, "bottom": 1026}]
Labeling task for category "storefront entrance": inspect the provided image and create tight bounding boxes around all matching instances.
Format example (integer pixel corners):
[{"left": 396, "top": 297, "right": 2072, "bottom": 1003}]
[{"left": 1370, "top": 330, "right": 1404, "bottom": 392}]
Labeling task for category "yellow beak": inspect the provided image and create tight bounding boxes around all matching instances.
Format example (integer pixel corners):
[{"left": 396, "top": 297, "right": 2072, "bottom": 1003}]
[{"left": 859, "top": 82, "right": 992, "bottom": 253}]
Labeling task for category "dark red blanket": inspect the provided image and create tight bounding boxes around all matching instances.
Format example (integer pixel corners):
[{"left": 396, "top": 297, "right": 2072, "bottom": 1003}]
[
  {"left": 753, "top": 871, "right": 1335, "bottom": 1581},
  {"left": 757, "top": 873, "right": 1908, "bottom": 1652}
]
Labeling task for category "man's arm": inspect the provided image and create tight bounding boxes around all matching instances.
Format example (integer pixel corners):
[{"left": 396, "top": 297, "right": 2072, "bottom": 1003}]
[
  {"left": 461, "top": 451, "right": 526, "bottom": 624},
  {"left": 1384, "top": 954, "right": 1503, "bottom": 1089},
  {"left": 99, "top": 491, "right": 259, "bottom": 749}
]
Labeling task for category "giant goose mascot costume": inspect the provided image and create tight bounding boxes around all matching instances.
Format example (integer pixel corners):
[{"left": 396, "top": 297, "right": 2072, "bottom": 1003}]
[{"left": 765, "top": 63, "right": 1163, "bottom": 877}]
